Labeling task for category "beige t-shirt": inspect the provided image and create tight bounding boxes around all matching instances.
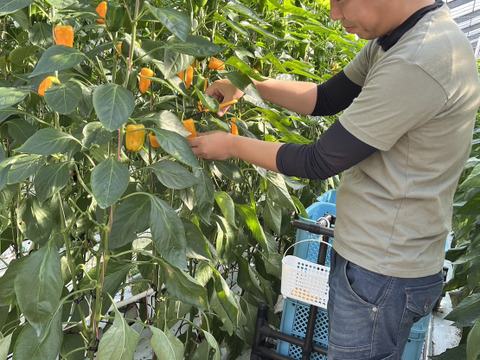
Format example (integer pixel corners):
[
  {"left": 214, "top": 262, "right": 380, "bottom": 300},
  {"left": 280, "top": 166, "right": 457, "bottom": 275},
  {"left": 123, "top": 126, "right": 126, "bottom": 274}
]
[{"left": 334, "top": 5, "right": 480, "bottom": 277}]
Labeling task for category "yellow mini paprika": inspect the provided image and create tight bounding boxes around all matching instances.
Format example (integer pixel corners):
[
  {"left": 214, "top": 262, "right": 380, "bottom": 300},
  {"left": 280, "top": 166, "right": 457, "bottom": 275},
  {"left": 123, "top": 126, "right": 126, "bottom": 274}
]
[
  {"left": 54, "top": 26, "right": 74, "bottom": 47},
  {"left": 38, "top": 76, "right": 60, "bottom": 96},
  {"left": 182, "top": 119, "right": 197, "bottom": 139},
  {"left": 139, "top": 68, "right": 154, "bottom": 94},
  {"left": 148, "top": 132, "right": 160, "bottom": 148},
  {"left": 185, "top": 66, "right": 194, "bottom": 89},
  {"left": 208, "top": 57, "right": 225, "bottom": 70},
  {"left": 231, "top": 118, "right": 239, "bottom": 135},
  {"left": 96, "top": 1, "right": 107, "bottom": 23},
  {"left": 125, "top": 124, "right": 145, "bottom": 152}
]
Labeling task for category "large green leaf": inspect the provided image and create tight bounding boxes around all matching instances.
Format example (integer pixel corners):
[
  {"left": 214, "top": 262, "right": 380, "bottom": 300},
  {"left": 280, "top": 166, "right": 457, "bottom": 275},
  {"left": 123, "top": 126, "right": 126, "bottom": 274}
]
[
  {"left": 163, "top": 49, "right": 194, "bottom": 79},
  {"left": 13, "top": 311, "right": 63, "bottom": 360},
  {"left": 34, "top": 162, "right": 70, "bottom": 203},
  {"left": 267, "top": 172, "right": 296, "bottom": 210},
  {"left": 146, "top": 4, "right": 190, "bottom": 42},
  {"left": 214, "top": 191, "right": 236, "bottom": 226},
  {"left": 10, "top": 45, "right": 38, "bottom": 65},
  {"left": 467, "top": 319, "right": 480, "bottom": 360},
  {"left": 7, "top": 154, "right": 44, "bottom": 184},
  {"left": 215, "top": 215, "right": 237, "bottom": 265},
  {"left": 458, "top": 163, "right": 480, "bottom": 190},
  {"left": 212, "top": 267, "right": 239, "bottom": 332},
  {"left": 93, "top": 84, "right": 135, "bottom": 131},
  {"left": 225, "top": 56, "right": 264, "bottom": 81},
  {"left": 445, "top": 293, "right": 480, "bottom": 327},
  {"left": 0, "top": 88, "right": 30, "bottom": 110},
  {"left": 166, "top": 35, "right": 223, "bottom": 57},
  {"left": 182, "top": 218, "right": 213, "bottom": 261},
  {"left": 16, "top": 128, "right": 80, "bottom": 155},
  {"left": 149, "top": 327, "right": 181, "bottom": 360},
  {"left": 211, "top": 160, "right": 245, "bottom": 183},
  {"left": 44, "top": 81, "right": 82, "bottom": 114},
  {"left": 225, "top": 71, "right": 264, "bottom": 104},
  {"left": 235, "top": 204, "right": 268, "bottom": 252},
  {"left": 91, "top": 157, "right": 129, "bottom": 209},
  {"left": 82, "top": 121, "right": 115, "bottom": 148},
  {"left": 29, "top": 46, "right": 85, "bottom": 77},
  {"left": 159, "top": 258, "right": 208, "bottom": 309},
  {"left": 148, "top": 160, "right": 199, "bottom": 189},
  {"left": 149, "top": 196, "right": 187, "bottom": 268},
  {"left": 46, "top": 0, "right": 76, "bottom": 8},
  {"left": 0, "top": 0, "right": 33, "bottom": 16},
  {"left": 151, "top": 128, "right": 200, "bottom": 169},
  {"left": 193, "top": 168, "right": 214, "bottom": 224},
  {"left": 109, "top": 195, "right": 151, "bottom": 249},
  {"left": 7, "top": 119, "right": 36, "bottom": 144},
  {"left": 0, "top": 333, "right": 12, "bottom": 360},
  {"left": 18, "top": 197, "right": 53, "bottom": 246},
  {"left": 0, "top": 257, "right": 27, "bottom": 306},
  {"left": 14, "top": 241, "right": 63, "bottom": 336},
  {"left": 97, "top": 303, "right": 140, "bottom": 360}
]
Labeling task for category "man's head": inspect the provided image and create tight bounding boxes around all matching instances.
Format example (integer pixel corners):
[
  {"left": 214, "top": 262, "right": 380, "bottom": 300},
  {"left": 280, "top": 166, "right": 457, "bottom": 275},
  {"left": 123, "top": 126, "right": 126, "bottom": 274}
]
[{"left": 330, "top": 0, "right": 436, "bottom": 40}]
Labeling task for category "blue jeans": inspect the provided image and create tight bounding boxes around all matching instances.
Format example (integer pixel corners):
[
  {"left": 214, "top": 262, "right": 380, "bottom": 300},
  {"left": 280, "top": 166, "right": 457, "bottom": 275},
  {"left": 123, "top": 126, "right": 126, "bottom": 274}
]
[{"left": 327, "top": 249, "right": 443, "bottom": 360}]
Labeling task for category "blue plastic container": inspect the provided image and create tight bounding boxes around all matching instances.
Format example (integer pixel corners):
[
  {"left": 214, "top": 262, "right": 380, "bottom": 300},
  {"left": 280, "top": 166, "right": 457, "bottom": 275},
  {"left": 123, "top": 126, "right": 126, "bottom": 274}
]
[
  {"left": 402, "top": 315, "right": 431, "bottom": 360},
  {"left": 277, "top": 191, "right": 337, "bottom": 359}
]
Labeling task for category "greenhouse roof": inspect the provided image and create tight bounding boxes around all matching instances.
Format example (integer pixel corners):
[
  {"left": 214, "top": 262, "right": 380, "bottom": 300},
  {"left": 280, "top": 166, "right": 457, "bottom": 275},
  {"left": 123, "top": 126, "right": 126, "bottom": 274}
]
[{"left": 446, "top": 0, "right": 480, "bottom": 56}]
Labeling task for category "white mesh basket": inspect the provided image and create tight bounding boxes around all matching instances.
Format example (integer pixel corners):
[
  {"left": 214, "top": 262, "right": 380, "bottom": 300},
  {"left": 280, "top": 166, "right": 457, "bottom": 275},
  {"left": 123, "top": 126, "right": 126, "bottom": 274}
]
[{"left": 281, "top": 239, "right": 331, "bottom": 309}]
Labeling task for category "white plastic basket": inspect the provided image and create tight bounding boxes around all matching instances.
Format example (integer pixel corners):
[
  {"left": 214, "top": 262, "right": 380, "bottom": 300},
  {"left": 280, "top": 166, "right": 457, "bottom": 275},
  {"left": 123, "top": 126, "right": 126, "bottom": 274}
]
[{"left": 281, "top": 239, "right": 332, "bottom": 309}]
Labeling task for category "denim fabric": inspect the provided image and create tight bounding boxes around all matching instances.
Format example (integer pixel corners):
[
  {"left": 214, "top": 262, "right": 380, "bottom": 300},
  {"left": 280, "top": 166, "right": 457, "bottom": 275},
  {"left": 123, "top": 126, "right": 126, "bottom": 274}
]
[{"left": 327, "top": 249, "right": 443, "bottom": 360}]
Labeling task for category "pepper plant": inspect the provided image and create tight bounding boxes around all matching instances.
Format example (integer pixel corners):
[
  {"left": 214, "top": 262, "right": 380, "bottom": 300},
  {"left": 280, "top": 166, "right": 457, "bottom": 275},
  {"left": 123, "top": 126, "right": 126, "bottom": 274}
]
[{"left": 0, "top": 0, "right": 361, "bottom": 359}]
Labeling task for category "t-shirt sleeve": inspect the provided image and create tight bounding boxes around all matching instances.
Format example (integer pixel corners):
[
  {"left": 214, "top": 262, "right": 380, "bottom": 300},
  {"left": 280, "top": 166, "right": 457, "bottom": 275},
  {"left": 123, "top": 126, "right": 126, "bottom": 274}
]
[
  {"left": 276, "top": 121, "right": 377, "bottom": 180},
  {"left": 339, "top": 58, "right": 447, "bottom": 151}
]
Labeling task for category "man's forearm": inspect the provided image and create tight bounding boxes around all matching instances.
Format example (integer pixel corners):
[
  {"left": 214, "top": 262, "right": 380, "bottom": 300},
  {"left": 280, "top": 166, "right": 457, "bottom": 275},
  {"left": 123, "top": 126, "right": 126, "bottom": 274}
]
[
  {"left": 252, "top": 78, "right": 318, "bottom": 115},
  {"left": 230, "top": 135, "right": 284, "bottom": 173}
]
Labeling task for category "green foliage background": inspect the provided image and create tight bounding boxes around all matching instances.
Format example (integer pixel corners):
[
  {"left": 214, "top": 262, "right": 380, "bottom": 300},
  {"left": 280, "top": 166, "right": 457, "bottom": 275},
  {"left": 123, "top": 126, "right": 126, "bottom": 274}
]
[{"left": 0, "top": 0, "right": 478, "bottom": 359}]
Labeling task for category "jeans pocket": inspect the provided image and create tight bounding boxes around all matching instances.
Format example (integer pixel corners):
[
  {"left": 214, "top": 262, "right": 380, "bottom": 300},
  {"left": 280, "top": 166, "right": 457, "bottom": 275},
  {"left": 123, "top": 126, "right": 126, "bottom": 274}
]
[
  {"left": 405, "top": 277, "right": 443, "bottom": 318},
  {"left": 344, "top": 261, "right": 393, "bottom": 307}
]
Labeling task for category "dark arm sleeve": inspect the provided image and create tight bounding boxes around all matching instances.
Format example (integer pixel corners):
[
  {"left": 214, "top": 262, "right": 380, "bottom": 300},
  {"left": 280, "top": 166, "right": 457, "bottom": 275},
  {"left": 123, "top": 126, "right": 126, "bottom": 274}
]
[
  {"left": 311, "top": 71, "right": 362, "bottom": 116},
  {"left": 276, "top": 121, "right": 377, "bottom": 180}
]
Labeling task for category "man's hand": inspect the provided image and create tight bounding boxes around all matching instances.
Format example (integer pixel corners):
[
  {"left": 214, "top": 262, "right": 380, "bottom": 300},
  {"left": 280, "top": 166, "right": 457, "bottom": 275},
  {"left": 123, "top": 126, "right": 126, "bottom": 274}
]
[
  {"left": 206, "top": 79, "right": 244, "bottom": 117},
  {"left": 187, "top": 131, "right": 236, "bottom": 160}
]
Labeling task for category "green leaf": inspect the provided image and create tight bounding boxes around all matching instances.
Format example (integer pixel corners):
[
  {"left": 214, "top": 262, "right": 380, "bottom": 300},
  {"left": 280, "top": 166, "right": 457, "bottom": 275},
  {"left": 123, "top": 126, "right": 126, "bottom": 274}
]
[
  {"left": 215, "top": 214, "right": 237, "bottom": 265},
  {"left": 0, "top": 0, "right": 33, "bottom": 16},
  {"left": 201, "top": 330, "right": 221, "bottom": 360},
  {"left": 146, "top": 4, "right": 190, "bottom": 42},
  {"left": 267, "top": 172, "right": 296, "bottom": 210},
  {"left": 193, "top": 168, "right": 214, "bottom": 224},
  {"left": 224, "top": 1, "right": 266, "bottom": 24},
  {"left": 18, "top": 197, "right": 52, "bottom": 246},
  {"left": 29, "top": 22, "right": 52, "bottom": 48},
  {"left": 236, "top": 204, "right": 268, "bottom": 252},
  {"left": 159, "top": 258, "right": 208, "bottom": 309},
  {"left": 445, "top": 293, "right": 480, "bottom": 327},
  {"left": 109, "top": 195, "right": 151, "bottom": 249},
  {"left": 82, "top": 122, "right": 115, "bottom": 148},
  {"left": 182, "top": 218, "right": 213, "bottom": 261},
  {"left": 91, "top": 157, "right": 129, "bottom": 209},
  {"left": 148, "top": 160, "right": 199, "bottom": 189},
  {"left": 467, "top": 318, "right": 480, "bottom": 360},
  {"left": 149, "top": 327, "right": 180, "bottom": 360},
  {"left": 10, "top": 45, "right": 38, "bottom": 65},
  {"left": 211, "top": 160, "right": 245, "bottom": 183},
  {"left": 0, "top": 257, "right": 27, "bottom": 306},
  {"left": 0, "top": 88, "right": 30, "bottom": 110},
  {"left": 46, "top": 0, "right": 77, "bottom": 9},
  {"left": 225, "top": 57, "right": 264, "bottom": 81},
  {"left": 163, "top": 50, "right": 194, "bottom": 78},
  {"left": 7, "top": 154, "right": 43, "bottom": 184},
  {"left": 44, "top": 81, "right": 82, "bottom": 114},
  {"left": 151, "top": 128, "right": 200, "bottom": 168},
  {"left": 211, "top": 266, "right": 239, "bottom": 333},
  {"left": 240, "top": 20, "right": 285, "bottom": 41},
  {"left": 7, "top": 119, "right": 36, "bottom": 144},
  {"left": 34, "top": 162, "right": 70, "bottom": 203},
  {"left": 214, "top": 191, "right": 236, "bottom": 226},
  {"left": 13, "top": 310, "right": 63, "bottom": 360},
  {"left": 194, "top": 89, "right": 219, "bottom": 113},
  {"left": 225, "top": 71, "right": 264, "bottom": 104},
  {"left": 14, "top": 241, "right": 63, "bottom": 336},
  {"left": 29, "top": 46, "right": 85, "bottom": 78},
  {"left": 264, "top": 196, "right": 282, "bottom": 234},
  {"left": 93, "top": 83, "right": 135, "bottom": 131},
  {"left": 97, "top": 302, "right": 140, "bottom": 360},
  {"left": 167, "top": 35, "right": 223, "bottom": 57},
  {"left": 0, "top": 333, "right": 12, "bottom": 360},
  {"left": 150, "top": 196, "right": 187, "bottom": 269},
  {"left": 16, "top": 128, "right": 79, "bottom": 155},
  {"left": 459, "top": 163, "right": 480, "bottom": 190}
]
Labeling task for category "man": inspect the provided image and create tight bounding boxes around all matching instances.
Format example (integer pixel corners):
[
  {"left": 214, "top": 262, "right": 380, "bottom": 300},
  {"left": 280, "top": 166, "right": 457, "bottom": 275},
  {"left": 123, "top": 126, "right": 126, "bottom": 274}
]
[{"left": 188, "top": 0, "right": 480, "bottom": 358}]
